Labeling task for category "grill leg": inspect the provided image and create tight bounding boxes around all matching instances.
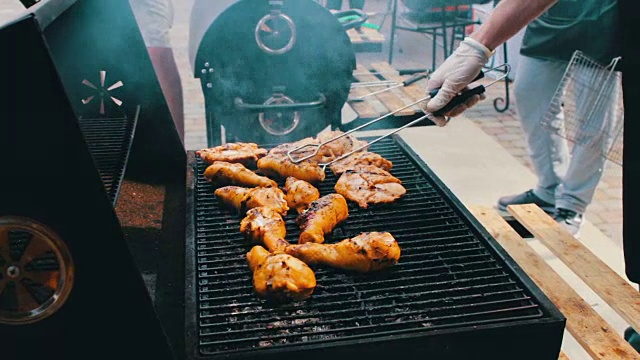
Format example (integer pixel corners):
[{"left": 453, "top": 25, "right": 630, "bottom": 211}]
[
  {"left": 388, "top": 0, "right": 398, "bottom": 64},
  {"left": 206, "top": 111, "right": 222, "bottom": 147},
  {"left": 203, "top": 85, "right": 222, "bottom": 146}
]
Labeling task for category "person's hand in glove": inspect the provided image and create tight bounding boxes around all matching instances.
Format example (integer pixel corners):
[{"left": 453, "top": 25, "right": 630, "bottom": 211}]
[{"left": 425, "top": 37, "right": 495, "bottom": 126}]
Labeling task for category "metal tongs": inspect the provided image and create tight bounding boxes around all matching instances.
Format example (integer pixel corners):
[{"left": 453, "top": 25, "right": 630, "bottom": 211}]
[
  {"left": 348, "top": 72, "right": 430, "bottom": 102},
  {"left": 287, "top": 64, "right": 511, "bottom": 171}
]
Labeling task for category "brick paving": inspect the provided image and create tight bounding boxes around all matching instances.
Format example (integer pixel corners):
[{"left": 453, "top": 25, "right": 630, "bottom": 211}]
[{"left": 0, "top": 0, "right": 621, "bottom": 248}]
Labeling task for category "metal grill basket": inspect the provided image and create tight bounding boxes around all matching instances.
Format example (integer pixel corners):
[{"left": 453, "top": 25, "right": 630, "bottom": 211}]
[{"left": 541, "top": 50, "right": 624, "bottom": 165}]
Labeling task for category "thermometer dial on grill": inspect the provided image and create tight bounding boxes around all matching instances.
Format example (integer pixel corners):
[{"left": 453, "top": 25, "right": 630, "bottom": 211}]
[
  {"left": 255, "top": 13, "right": 297, "bottom": 55},
  {"left": 258, "top": 94, "right": 301, "bottom": 136}
]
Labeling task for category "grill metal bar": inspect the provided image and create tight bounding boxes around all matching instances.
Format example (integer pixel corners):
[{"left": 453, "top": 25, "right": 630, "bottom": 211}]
[
  {"left": 77, "top": 106, "right": 139, "bottom": 205},
  {"left": 190, "top": 136, "right": 545, "bottom": 357}
]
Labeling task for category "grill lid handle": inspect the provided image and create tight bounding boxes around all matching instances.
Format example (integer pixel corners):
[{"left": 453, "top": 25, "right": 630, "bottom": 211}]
[{"left": 234, "top": 94, "right": 326, "bottom": 112}]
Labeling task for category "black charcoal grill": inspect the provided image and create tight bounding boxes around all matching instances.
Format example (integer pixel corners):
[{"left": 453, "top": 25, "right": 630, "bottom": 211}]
[
  {"left": 77, "top": 108, "right": 139, "bottom": 204},
  {"left": 2, "top": 1, "right": 564, "bottom": 359},
  {"left": 195, "top": 0, "right": 360, "bottom": 146},
  {"left": 185, "top": 136, "right": 565, "bottom": 360}
]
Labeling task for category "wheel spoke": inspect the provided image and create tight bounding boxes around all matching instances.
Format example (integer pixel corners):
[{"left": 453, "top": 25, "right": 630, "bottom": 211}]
[
  {"left": 19, "top": 236, "right": 51, "bottom": 267},
  {"left": 0, "top": 278, "right": 7, "bottom": 298},
  {"left": 23, "top": 270, "right": 59, "bottom": 290},
  {"left": 0, "top": 229, "right": 12, "bottom": 264},
  {"left": 16, "top": 282, "right": 40, "bottom": 312}
]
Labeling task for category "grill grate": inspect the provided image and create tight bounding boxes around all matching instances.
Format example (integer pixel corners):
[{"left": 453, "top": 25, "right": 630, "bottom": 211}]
[
  {"left": 192, "top": 136, "right": 543, "bottom": 356},
  {"left": 78, "top": 110, "right": 138, "bottom": 205}
]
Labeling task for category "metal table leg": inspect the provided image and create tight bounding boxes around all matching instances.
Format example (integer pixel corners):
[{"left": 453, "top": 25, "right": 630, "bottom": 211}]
[
  {"left": 388, "top": 0, "right": 398, "bottom": 64},
  {"left": 440, "top": 7, "right": 449, "bottom": 61},
  {"left": 493, "top": 41, "right": 511, "bottom": 113}
]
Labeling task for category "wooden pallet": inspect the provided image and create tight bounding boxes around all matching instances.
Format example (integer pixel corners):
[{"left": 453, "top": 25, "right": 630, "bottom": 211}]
[
  {"left": 348, "top": 62, "right": 428, "bottom": 122},
  {"left": 347, "top": 26, "right": 385, "bottom": 53},
  {"left": 468, "top": 204, "right": 640, "bottom": 360}
]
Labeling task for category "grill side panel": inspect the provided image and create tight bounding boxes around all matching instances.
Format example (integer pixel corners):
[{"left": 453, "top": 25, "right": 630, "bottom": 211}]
[
  {"left": 77, "top": 107, "right": 138, "bottom": 204},
  {"left": 186, "top": 136, "right": 564, "bottom": 359}
]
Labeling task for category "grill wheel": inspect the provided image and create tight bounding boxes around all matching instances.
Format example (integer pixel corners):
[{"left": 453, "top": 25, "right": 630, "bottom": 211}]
[{"left": 0, "top": 217, "right": 74, "bottom": 325}]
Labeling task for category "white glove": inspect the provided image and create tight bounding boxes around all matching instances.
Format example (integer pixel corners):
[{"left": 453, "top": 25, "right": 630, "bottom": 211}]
[{"left": 425, "top": 37, "right": 493, "bottom": 126}]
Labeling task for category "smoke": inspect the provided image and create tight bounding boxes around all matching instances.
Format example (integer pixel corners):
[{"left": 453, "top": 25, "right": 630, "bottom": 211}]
[
  {"left": 197, "top": 0, "right": 354, "bottom": 144},
  {"left": 41, "top": 0, "right": 170, "bottom": 119}
]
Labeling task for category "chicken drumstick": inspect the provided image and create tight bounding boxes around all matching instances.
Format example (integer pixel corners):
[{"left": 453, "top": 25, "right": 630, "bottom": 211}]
[
  {"left": 286, "top": 232, "right": 401, "bottom": 273},
  {"left": 296, "top": 193, "right": 349, "bottom": 244},
  {"left": 246, "top": 245, "right": 316, "bottom": 301}
]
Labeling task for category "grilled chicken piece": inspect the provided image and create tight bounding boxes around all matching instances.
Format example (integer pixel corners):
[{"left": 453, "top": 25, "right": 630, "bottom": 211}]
[
  {"left": 314, "top": 130, "right": 369, "bottom": 163},
  {"left": 215, "top": 186, "right": 289, "bottom": 215},
  {"left": 296, "top": 194, "right": 349, "bottom": 244},
  {"left": 240, "top": 207, "right": 290, "bottom": 253},
  {"left": 257, "top": 154, "right": 325, "bottom": 184},
  {"left": 286, "top": 232, "right": 401, "bottom": 273},
  {"left": 196, "top": 142, "right": 268, "bottom": 167},
  {"left": 247, "top": 245, "right": 316, "bottom": 301},
  {"left": 283, "top": 177, "right": 320, "bottom": 214},
  {"left": 268, "top": 137, "right": 319, "bottom": 158},
  {"left": 334, "top": 165, "right": 406, "bottom": 208},
  {"left": 329, "top": 151, "right": 393, "bottom": 176},
  {"left": 204, "top": 161, "right": 277, "bottom": 188}
]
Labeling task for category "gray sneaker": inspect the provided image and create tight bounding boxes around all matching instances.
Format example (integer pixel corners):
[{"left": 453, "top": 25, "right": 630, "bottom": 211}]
[
  {"left": 553, "top": 208, "right": 583, "bottom": 237},
  {"left": 497, "top": 189, "right": 555, "bottom": 214}
]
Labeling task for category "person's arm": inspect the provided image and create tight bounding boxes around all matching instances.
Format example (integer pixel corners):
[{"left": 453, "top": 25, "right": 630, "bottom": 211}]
[
  {"left": 148, "top": 47, "right": 185, "bottom": 144},
  {"left": 469, "top": 0, "right": 557, "bottom": 51},
  {"left": 425, "top": 0, "right": 557, "bottom": 126}
]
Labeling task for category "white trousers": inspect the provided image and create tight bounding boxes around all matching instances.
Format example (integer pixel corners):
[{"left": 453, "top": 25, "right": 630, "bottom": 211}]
[{"left": 514, "top": 55, "right": 619, "bottom": 214}]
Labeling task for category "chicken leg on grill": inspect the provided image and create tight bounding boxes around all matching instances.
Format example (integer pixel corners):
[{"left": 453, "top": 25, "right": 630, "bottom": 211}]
[
  {"left": 329, "top": 151, "right": 393, "bottom": 176},
  {"left": 246, "top": 245, "right": 316, "bottom": 301},
  {"left": 283, "top": 177, "right": 320, "bottom": 214},
  {"left": 314, "top": 130, "right": 369, "bottom": 163},
  {"left": 296, "top": 194, "right": 349, "bottom": 244},
  {"left": 286, "top": 232, "right": 401, "bottom": 273},
  {"left": 240, "top": 207, "right": 290, "bottom": 253},
  {"left": 204, "top": 161, "right": 277, "bottom": 188},
  {"left": 257, "top": 154, "right": 325, "bottom": 184},
  {"left": 196, "top": 142, "right": 268, "bottom": 167},
  {"left": 215, "top": 186, "right": 289, "bottom": 215},
  {"left": 257, "top": 137, "right": 326, "bottom": 183}
]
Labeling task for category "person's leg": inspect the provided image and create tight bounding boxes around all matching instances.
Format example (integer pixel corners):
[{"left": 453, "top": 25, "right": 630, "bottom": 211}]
[
  {"left": 129, "top": 0, "right": 184, "bottom": 143},
  {"left": 326, "top": 0, "right": 343, "bottom": 10},
  {"left": 554, "top": 71, "right": 621, "bottom": 214},
  {"left": 147, "top": 47, "right": 184, "bottom": 143},
  {"left": 512, "top": 55, "right": 571, "bottom": 204},
  {"left": 349, "top": 0, "right": 365, "bottom": 10}
]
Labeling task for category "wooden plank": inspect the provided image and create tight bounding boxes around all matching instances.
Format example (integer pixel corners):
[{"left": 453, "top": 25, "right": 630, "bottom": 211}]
[
  {"left": 347, "top": 28, "right": 384, "bottom": 53},
  {"left": 358, "top": 27, "right": 385, "bottom": 42},
  {"left": 370, "top": 62, "right": 428, "bottom": 114},
  {"left": 349, "top": 64, "right": 384, "bottom": 119},
  {"left": 508, "top": 204, "right": 640, "bottom": 334},
  {"left": 468, "top": 205, "right": 640, "bottom": 360},
  {"left": 346, "top": 28, "right": 362, "bottom": 44},
  {"left": 559, "top": 352, "right": 570, "bottom": 360},
  {"left": 370, "top": 62, "right": 430, "bottom": 117},
  {"left": 352, "top": 65, "right": 414, "bottom": 117},
  {"left": 347, "top": 27, "right": 385, "bottom": 44}
]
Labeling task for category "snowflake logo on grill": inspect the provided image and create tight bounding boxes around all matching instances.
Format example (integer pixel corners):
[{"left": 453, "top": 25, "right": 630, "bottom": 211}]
[{"left": 81, "top": 70, "right": 124, "bottom": 115}]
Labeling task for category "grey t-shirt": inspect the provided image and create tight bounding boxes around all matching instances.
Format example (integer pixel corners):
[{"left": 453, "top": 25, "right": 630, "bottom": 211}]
[{"left": 520, "top": 0, "right": 620, "bottom": 64}]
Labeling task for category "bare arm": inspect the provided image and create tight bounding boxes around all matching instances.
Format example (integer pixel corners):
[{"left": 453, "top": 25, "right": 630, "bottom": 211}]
[
  {"left": 469, "top": 0, "right": 558, "bottom": 51},
  {"left": 425, "top": 0, "right": 559, "bottom": 124}
]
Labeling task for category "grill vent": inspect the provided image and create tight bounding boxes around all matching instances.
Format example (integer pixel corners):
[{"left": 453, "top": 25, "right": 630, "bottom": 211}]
[
  {"left": 192, "top": 137, "right": 543, "bottom": 356},
  {"left": 78, "top": 110, "right": 138, "bottom": 204}
]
